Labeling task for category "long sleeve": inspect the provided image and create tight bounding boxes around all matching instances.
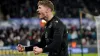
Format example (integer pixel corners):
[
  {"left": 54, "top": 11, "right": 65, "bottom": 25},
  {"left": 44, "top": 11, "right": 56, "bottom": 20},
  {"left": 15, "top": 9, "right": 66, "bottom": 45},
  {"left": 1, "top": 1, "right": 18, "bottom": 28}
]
[
  {"left": 25, "top": 34, "right": 46, "bottom": 51},
  {"left": 43, "top": 24, "right": 64, "bottom": 52}
]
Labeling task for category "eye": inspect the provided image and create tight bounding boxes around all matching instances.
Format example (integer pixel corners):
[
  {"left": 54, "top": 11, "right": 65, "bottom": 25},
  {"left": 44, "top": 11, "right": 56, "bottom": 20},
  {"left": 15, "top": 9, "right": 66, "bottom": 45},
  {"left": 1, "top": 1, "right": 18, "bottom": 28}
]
[{"left": 38, "top": 7, "right": 41, "bottom": 9}]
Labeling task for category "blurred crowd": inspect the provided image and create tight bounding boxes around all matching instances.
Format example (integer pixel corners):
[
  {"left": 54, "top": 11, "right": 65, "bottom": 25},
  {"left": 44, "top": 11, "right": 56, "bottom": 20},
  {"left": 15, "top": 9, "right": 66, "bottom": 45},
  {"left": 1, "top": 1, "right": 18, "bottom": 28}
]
[
  {"left": 0, "top": 0, "right": 100, "bottom": 19},
  {"left": 0, "top": 24, "right": 97, "bottom": 46},
  {"left": 0, "top": 0, "right": 98, "bottom": 47},
  {"left": 0, "top": 26, "right": 41, "bottom": 46},
  {"left": 67, "top": 26, "right": 96, "bottom": 46}
]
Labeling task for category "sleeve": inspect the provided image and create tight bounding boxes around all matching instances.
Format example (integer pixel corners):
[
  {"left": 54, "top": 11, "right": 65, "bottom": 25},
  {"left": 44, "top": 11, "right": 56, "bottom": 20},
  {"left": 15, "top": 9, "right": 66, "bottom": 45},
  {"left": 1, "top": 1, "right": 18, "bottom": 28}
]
[
  {"left": 25, "top": 34, "right": 46, "bottom": 51},
  {"left": 43, "top": 23, "right": 64, "bottom": 52}
]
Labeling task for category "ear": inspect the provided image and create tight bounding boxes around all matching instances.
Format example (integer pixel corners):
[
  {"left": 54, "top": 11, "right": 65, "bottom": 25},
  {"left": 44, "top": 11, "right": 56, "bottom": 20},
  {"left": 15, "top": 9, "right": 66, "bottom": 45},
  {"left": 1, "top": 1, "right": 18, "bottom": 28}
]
[{"left": 46, "top": 8, "right": 51, "bottom": 13}]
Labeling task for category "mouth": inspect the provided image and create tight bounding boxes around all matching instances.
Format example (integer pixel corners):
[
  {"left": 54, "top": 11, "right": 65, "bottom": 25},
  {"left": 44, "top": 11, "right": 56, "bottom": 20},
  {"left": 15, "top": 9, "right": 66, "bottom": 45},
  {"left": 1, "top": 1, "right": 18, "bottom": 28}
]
[{"left": 37, "top": 12, "right": 41, "bottom": 15}]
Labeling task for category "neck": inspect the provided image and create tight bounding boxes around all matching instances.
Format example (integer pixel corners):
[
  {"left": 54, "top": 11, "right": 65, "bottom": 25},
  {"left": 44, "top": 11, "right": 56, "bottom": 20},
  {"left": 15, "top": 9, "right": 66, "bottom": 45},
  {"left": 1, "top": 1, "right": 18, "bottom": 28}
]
[{"left": 45, "top": 12, "right": 54, "bottom": 22}]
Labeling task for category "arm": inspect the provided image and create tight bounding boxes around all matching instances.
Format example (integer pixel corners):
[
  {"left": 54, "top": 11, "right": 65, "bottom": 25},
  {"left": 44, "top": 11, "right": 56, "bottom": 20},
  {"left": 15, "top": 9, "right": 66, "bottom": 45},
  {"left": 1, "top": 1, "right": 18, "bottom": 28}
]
[{"left": 25, "top": 34, "right": 46, "bottom": 51}]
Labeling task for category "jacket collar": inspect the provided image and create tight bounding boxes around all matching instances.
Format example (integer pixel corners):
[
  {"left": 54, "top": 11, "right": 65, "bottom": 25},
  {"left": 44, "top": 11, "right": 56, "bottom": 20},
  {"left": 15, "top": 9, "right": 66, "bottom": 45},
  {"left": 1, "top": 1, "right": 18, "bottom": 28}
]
[{"left": 46, "top": 15, "right": 56, "bottom": 26}]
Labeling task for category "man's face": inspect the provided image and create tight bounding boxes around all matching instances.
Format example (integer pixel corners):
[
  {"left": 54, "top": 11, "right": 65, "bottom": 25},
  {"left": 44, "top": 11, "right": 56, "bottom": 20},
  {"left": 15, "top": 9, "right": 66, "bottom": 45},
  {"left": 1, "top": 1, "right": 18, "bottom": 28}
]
[{"left": 37, "top": 5, "right": 48, "bottom": 19}]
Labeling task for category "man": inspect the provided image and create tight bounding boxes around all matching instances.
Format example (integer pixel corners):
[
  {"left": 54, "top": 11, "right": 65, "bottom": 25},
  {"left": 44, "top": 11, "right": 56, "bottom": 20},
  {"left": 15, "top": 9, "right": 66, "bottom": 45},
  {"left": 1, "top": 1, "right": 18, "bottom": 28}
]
[{"left": 17, "top": 0, "right": 68, "bottom": 56}]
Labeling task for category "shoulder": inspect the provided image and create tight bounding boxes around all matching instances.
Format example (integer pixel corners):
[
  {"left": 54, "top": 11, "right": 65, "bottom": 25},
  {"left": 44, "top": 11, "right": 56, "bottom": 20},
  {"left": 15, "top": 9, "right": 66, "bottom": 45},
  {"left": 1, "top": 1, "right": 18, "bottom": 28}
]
[{"left": 52, "top": 16, "right": 65, "bottom": 29}]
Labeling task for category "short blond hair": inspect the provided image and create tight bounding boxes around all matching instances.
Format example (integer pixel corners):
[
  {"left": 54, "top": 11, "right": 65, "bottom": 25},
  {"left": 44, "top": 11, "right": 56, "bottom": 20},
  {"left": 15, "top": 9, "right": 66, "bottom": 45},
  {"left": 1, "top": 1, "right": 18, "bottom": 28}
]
[{"left": 38, "top": 0, "right": 54, "bottom": 11}]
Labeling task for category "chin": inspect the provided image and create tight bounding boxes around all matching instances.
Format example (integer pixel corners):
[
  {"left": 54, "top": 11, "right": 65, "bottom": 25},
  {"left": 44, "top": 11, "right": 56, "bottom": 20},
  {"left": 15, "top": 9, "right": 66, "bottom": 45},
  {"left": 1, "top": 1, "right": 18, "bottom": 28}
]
[{"left": 39, "top": 16, "right": 44, "bottom": 19}]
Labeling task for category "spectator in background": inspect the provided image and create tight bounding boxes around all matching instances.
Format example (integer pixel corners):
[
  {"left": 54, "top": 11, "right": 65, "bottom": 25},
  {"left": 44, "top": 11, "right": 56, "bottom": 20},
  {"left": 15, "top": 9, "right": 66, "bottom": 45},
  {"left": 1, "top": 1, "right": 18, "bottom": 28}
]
[
  {"left": 68, "top": 30, "right": 71, "bottom": 42},
  {"left": 0, "top": 40, "right": 4, "bottom": 46},
  {"left": 71, "top": 26, "right": 78, "bottom": 40},
  {"left": 22, "top": 0, "right": 32, "bottom": 18}
]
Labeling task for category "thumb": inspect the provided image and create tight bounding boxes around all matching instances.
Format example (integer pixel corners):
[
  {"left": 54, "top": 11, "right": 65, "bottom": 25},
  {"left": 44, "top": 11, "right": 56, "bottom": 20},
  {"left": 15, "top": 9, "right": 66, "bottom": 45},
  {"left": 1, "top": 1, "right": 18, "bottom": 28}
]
[
  {"left": 18, "top": 44, "right": 22, "bottom": 47},
  {"left": 33, "top": 46, "right": 38, "bottom": 49}
]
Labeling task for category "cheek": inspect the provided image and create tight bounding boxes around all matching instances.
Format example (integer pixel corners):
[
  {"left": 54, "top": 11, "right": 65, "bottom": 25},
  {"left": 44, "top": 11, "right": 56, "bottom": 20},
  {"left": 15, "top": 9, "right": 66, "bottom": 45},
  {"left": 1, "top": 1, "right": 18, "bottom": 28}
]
[
  {"left": 43, "top": 10, "right": 47, "bottom": 15},
  {"left": 41, "top": 10, "right": 45, "bottom": 14},
  {"left": 41, "top": 11, "right": 45, "bottom": 16},
  {"left": 41, "top": 8, "right": 47, "bottom": 13}
]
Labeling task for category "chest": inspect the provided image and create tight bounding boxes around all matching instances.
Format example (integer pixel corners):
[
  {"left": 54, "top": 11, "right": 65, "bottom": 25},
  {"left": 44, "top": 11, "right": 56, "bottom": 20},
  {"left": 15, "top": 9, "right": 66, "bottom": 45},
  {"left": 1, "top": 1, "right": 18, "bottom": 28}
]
[{"left": 44, "top": 25, "right": 54, "bottom": 39}]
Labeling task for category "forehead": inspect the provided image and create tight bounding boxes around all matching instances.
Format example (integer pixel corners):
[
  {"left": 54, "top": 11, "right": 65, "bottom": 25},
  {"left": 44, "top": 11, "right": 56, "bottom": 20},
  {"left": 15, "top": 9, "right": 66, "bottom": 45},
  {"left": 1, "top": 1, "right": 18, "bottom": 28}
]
[{"left": 38, "top": 5, "right": 48, "bottom": 9}]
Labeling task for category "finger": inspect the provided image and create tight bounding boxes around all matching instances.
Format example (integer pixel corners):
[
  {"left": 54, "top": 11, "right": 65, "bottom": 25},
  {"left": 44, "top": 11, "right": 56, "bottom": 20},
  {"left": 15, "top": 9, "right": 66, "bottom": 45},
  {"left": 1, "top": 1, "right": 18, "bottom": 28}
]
[
  {"left": 34, "top": 51, "right": 38, "bottom": 55},
  {"left": 33, "top": 46, "right": 38, "bottom": 49},
  {"left": 17, "top": 45, "right": 23, "bottom": 52},
  {"left": 35, "top": 52, "right": 39, "bottom": 55},
  {"left": 18, "top": 44, "right": 22, "bottom": 47},
  {"left": 33, "top": 49, "right": 37, "bottom": 52},
  {"left": 34, "top": 47, "right": 36, "bottom": 49},
  {"left": 33, "top": 47, "right": 38, "bottom": 51},
  {"left": 17, "top": 46, "right": 21, "bottom": 50},
  {"left": 18, "top": 48, "right": 22, "bottom": 52},
  {"left": 33, "top": 47, "right": 37, "bottom": 51}
]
